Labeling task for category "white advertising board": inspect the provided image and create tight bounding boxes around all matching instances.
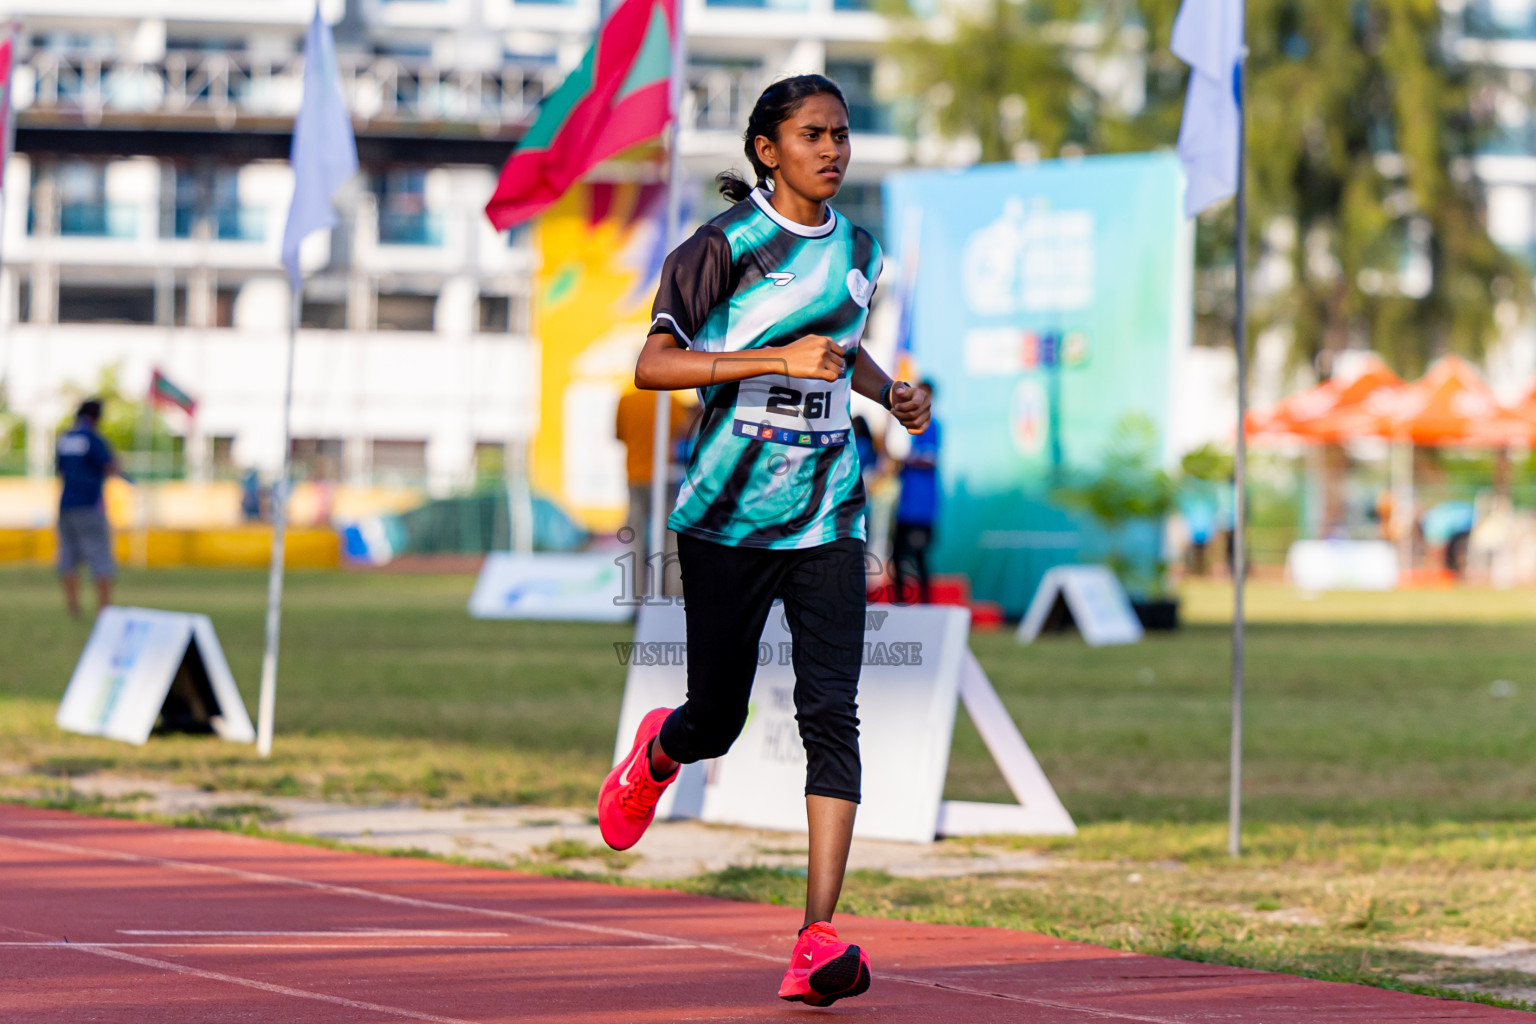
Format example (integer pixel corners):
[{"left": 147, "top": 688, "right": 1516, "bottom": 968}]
[
  {"left": 1286, "top": 540, "right": 1398, "bottom": 592},
  {"left": 56, "top": 607, "right": 256, "bottom": 746},
  {"left": 1016, "top": 565, "right": 1144, "bottom": 647},
  {"left": 614, "top": 603, "right": 1075, "bottom": 843},
  {"left": 468, "top": 552, "right": 633, "bottom": 623}
]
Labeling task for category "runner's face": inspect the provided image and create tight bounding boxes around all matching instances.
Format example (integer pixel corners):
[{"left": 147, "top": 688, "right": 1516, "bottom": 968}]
[{"left": 758, "top": 94, "right": 850, "bottom": 204}]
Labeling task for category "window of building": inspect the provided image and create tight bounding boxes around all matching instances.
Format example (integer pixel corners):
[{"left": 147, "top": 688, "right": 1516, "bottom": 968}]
[
  {"left": 210, "top": 436, "right": 238, "bottom": 479},
  {"left": 824, "top": 60, "right": 889, "bottom": 134},
  {"left": 169, "top": 165, "right": 264, "bottom": 242},
  {"left": 57, "top": 285, "right": 156, "bottom": 325},
  {"left": 301, "top": 299, "right": 348, "bottom": 330},
  {"left": 40, "top": 161, "right": 139, "bottom": 239},
  {"left": 1464, "top": 0, "right": 1536, "bottom": 39},
  {"left": 688, "top": 59, "right": 762, "bottom": 131},
  {"left": 477, "top": 293, "right": 529, "bottom": 333},
  {"left": 165, "top": 36, "right": 247, "bottom": 53},
  {"left": 370, "top": 439, "right": 428, "bottom": 487},
  {"left": 374, "top": 169, "right": 443, "bottom": 246},
  {"left": 290, "top": 438, "right": 345, "bottom": 481},
  {"left": 702, "top": 0, "right": 808, "bottom": 10},
  {"left": 376, "top": 292, "right": 437, "bottom": 332}
]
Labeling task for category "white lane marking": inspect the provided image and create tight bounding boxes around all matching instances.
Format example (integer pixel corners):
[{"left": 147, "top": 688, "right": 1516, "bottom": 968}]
[
  {"left": 6, "top": 942, "right": 706, "bottom": 952},
  {"left": 1, "top": 924, "right": 481, "bottom": 1024},
  {"left": 77, "top": 945, "right": 484, "bottom": 1024},
  {"left": 0, "top": 831, "right": 1193, "bottom": 1023},
  {"left": 121, "top": 929, "right": 511, "bottom": 938},
  {"left": 0, "top": 833, "right": 697, "bottom": 948}
]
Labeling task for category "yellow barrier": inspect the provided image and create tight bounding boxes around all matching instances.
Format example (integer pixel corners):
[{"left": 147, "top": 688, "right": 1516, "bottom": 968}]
[{"left": 0, "top": 526, "right": 340, "bottom": 569}]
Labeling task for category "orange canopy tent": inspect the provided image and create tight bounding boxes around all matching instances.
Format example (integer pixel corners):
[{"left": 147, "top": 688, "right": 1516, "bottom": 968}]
[
  {"left": 1244, "top": 354, "right": 1404, "bottom": 441},
  {"left": 1315, "top": 355, "right": 1536, "bottom": 447}
]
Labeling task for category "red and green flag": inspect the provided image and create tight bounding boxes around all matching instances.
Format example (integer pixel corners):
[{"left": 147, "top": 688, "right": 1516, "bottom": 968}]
[
  {"left": 0, "top": 24, "right": 19, "bottom": 192},
  {"left": 484, "top": 0, "right": 677, "bottom": 231},
  {"left": 150, "top": 369, "right": 197, "bottom": 417}
]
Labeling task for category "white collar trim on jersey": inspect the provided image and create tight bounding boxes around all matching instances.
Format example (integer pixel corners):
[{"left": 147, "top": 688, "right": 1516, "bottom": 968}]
[{"left": 750, "top": 187, "right": 837, "bottom": 238}]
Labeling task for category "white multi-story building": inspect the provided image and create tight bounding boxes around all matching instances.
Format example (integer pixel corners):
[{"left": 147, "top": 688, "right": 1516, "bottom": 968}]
[
  {"left": 0, "top": 0, "right": 906, "bottom": 493},
  {"left": 1446, "top": 0, "right": 1536, "bottom": 391}
]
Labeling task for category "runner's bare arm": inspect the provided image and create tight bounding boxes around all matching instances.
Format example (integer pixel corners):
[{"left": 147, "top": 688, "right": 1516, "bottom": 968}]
[
  {"left": 635, "top": 333, "right": 844, "bottom": 390},
  {"left": 850, "top": 350, "right": 929, "bottom": 434}
]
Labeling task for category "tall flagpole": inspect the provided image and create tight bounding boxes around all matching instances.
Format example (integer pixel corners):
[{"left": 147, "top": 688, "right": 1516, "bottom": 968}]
[
  {"left": 257, "top": 292, "right": 300, "bottom": 758},
  {"left": 646, "top": 0, "right": 686, "bottom": 598},
  {"left": 1228, "top": 48, "right": 1249, "bottom": 859}
]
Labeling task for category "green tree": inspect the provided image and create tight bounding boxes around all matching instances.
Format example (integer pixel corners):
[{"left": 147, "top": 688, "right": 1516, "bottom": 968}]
[
  {"left": 887, "top": 0, "right": 1530, "bottom": 374},
  {"left": 884, "top": 0, "right": 1093, "bottom": 162}
]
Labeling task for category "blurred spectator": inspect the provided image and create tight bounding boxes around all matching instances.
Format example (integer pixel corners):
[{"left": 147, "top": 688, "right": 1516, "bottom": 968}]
[
  {"left": 1422, "top": 500, "right": 1475, "bottom": 575},
  {"left": 240, "top": 469, "right": 264, "bottom": 522},
  {"left": 891, "top": 380, "right": 940, "bottom": 604},
  {"left": 55, "top": 397, "right": 129, "bottom": 620}
]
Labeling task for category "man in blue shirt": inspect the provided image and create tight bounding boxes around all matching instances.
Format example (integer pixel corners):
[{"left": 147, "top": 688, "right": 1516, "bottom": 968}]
[
  {"left": 56, "top": 398, "right": 126, "bottom": 619},
  {"left": 892, "top": 381, "right": 941, "bottom": 603}
]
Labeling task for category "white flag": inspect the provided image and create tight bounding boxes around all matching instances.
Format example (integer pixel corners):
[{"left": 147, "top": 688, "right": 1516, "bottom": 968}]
[
  {"left": 281, "top": 6, "right": 359, "bottom": 291},
  {"left": 1172, "top": 0, "right": 1245, "bottom": 218}
]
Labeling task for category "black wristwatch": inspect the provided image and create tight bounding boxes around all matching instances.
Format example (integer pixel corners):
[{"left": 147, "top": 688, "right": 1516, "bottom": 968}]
[{"left": 879, "top": 380, "right": 904, "bottom": 410}]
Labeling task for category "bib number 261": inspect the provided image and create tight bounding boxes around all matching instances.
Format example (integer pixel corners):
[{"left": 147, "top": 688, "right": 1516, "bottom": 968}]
[{"left": 765, "top": 386, "right": 832, "bottom": 420}]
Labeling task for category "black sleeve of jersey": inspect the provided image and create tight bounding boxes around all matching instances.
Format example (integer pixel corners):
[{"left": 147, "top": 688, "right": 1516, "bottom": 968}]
[{"left": 650, "top": 225, "right": 733, "bottom": 349}]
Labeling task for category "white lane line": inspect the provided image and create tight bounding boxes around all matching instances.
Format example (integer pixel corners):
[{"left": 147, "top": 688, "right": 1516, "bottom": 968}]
[
  {"left": 74, "top": 945, "right": 485, "bottom": 1024},
  {"left": 0, "top": 833, "right": 697, "bottom": 949},
  {"left": 120, "top": 929, "right": 511, "bottom": 938},
  {"left": 7, "top": 941, "right": 707, "bottom": 952},
  {"left": 1, "top": 923, "right": 482, "bottom": 1024},
  {"left": 0, "top": 831, "right": 1190, "bottom": 1023}
]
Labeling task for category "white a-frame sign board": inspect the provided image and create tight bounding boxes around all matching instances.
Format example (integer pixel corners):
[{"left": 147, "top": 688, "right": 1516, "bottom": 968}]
[
  {"left": 57, "top": 607, "right": 256, "bottom": 746},
  {"left": 614, "top": 603, "right": 1074, "bottom": 843},
  {"left": 1016, "top": 565, "right": 1144, "bottom": 647}
]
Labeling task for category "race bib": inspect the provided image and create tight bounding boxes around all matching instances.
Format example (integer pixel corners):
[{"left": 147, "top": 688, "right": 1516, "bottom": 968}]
[{"left": 733, "top": 374, "right": 851, "bottom": 448}]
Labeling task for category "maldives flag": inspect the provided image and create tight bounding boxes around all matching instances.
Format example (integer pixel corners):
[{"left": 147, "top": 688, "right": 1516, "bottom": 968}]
[
  {"left": 484, "top": 0, "right": 677, "bottom": 231},
  {"left": 150, "top": 369, "right": 197, "bottom": 417}
]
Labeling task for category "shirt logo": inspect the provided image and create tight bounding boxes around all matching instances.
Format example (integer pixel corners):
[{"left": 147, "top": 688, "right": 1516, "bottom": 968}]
[
  {"left": 766, "top": 272, "right": 796, "bottom": 287},
  {"left": 741, "top": 423, "right": 759, "bottom": 437},
  {"left": 846, "top": 268, "right": 874, "bottom": 308}
]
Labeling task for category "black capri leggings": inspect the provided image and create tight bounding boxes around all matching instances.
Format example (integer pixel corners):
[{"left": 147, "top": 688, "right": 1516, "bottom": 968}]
[{"left": 657, "top": 533, "right": 866, "bottom": 803}]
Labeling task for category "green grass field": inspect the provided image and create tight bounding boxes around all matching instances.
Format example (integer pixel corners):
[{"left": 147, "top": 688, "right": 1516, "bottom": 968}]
[{"left": 3, "top": 566, "right": 1534, "bottom": 1008}]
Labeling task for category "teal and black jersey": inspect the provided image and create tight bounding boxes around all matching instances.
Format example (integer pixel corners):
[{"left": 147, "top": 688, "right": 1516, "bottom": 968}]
[{"left": 650, "top": 188, "right": 883, "bottom": 550}]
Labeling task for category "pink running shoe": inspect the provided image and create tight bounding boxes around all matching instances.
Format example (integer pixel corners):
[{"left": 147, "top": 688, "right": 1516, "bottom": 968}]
[
  {"left": 777, "top": 921, "right": 871, "bottom": 1006},
  {"left": 597, "top": 707, "right": 676, "bottom": 851}
]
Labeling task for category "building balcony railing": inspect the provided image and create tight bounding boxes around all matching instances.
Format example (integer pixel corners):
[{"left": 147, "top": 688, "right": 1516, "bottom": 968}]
[
  {"left": 170, "top": 204, "right": 268, "bottom": 242},
  {"left": 686, "top": 65, "right": 893, "bottom": 135},
  {"left": 16, "top": 49, "right": 897, "bottom": 137},
  {"left": 56, "top": 203, "right": 139, "bottom": 239},
  {"left": 19, "top": 49, "right": 568, "bottom": 134},
  {"left": 378, "top": 210, "right": 447, "bottom": 246}
]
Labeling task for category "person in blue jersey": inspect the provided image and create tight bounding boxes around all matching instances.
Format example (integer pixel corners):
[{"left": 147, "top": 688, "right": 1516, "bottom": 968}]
[
  {"left": 892, "top": 380, "right": 941, "bottom": 603},
  {"left": 597, "top": 75, "right": 929, "bottom": 1006},
  {"left": 55, "top": 398, "right": 129, "bottom": 619}
]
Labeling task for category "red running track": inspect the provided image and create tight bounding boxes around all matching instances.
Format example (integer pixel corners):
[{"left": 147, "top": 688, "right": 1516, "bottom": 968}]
[{"left": 0, "top": 805, "right": 1522, "bottom": 1023}]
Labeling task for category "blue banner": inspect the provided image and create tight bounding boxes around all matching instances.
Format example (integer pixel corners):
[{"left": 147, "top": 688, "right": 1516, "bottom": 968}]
[{"left": 883, "top": 153, "right": 1191, "bottom": 615}]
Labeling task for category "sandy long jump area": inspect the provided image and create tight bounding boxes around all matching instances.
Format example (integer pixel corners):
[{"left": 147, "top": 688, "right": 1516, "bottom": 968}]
[{"left": 0, "top": 805, "right": 1525, "bottom": 1023}]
